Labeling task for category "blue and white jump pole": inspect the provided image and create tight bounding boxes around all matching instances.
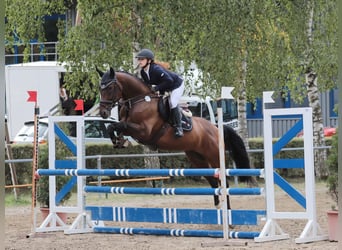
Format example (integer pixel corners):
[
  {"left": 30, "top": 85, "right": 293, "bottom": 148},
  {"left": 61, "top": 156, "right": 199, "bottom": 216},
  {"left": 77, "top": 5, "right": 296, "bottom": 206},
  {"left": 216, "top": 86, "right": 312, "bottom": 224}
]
[{"left": 37, "top": 168, "right": 264, "bottom": 177}]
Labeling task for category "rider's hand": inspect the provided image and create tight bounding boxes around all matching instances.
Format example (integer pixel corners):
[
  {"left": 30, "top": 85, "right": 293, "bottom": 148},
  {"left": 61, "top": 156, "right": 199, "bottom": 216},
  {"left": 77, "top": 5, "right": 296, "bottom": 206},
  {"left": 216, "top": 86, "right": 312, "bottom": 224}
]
[{"left": 151, "top": 86, "right": 158, "bottom": 92}]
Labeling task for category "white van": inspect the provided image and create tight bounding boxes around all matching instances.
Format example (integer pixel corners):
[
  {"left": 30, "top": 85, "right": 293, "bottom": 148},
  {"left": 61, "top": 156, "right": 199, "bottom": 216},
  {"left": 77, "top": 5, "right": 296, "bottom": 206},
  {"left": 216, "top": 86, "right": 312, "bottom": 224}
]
[{"left": 179, "top": 95, "right": 239, "bottom": 130}]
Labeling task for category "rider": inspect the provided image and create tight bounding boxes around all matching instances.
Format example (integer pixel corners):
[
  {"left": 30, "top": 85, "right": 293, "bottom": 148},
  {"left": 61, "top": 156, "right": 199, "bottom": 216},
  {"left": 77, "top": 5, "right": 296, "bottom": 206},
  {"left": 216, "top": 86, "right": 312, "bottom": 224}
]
[{"left": 136, "top": 48, "right": 184, "bottom": 138}]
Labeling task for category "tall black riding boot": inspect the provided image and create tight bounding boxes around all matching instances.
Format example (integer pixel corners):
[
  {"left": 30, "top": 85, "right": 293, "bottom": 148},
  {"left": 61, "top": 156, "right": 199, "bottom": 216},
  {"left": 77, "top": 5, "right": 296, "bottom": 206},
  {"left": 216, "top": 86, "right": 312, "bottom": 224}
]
[{"left": 171, "top": 107, "right": 184, "bottom": 138}]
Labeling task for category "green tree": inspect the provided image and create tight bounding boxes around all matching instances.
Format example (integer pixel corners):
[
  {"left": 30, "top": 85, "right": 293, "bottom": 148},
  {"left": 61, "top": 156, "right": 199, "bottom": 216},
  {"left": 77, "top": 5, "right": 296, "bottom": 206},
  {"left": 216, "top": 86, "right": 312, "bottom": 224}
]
[
  {"left": 5, "top": 0, "right": 67, "bottom": 61},
  {"left": 270, "top": 1, "right": 337, "bottom": 177},
  {"left": 5, "top": 1, "right": 337, "bottom": 177}
]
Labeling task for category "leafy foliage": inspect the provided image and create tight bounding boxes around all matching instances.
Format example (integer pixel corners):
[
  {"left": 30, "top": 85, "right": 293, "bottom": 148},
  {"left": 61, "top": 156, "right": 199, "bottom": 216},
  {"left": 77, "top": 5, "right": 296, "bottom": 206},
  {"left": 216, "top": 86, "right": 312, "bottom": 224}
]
[
  {"left": 5, "top": 0, "right": 337, "bottom": 101},
  {"left": 270, "top": 1, "right": 337, "bottom": 101},
  {"left": 5, "top": 0, "right": 67, "bottom": 61}
]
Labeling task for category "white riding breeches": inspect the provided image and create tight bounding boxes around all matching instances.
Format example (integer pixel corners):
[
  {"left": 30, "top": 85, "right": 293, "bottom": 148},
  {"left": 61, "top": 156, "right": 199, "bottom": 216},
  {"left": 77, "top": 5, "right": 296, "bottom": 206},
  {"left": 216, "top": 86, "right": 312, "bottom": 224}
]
[{"left": 169, "top": 82, "right": 185, "bottom": 109}]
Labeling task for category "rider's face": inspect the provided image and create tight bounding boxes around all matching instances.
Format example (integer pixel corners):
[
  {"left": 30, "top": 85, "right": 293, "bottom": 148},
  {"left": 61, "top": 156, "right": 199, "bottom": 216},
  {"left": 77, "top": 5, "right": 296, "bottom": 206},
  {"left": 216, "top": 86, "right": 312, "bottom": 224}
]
[{"left": 138, "top": 58, "right": 148, "bottom": 68}]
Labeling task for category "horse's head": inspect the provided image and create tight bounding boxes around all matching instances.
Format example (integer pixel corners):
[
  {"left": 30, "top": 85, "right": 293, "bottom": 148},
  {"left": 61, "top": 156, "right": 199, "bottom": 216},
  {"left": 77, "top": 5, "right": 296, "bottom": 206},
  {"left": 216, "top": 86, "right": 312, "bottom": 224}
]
[{"left": 97, "top": 67, "right": 122, "bottom": 118}]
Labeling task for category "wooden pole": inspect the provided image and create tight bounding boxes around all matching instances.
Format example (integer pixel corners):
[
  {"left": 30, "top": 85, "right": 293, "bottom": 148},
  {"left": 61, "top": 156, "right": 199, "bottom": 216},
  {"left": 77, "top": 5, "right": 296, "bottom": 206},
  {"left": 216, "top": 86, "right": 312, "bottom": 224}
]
[
  {"left": 5, "top": 120, "right": 18, "bottom": 199},
  {"left": 5, "top": 184, "right": 32, "bottom": 189},
  {"left": 28, "top": 103, "right": 39, "bottom": 237},
  {"left": 217, "top": 103, "right": 229, "bottom": 240}
]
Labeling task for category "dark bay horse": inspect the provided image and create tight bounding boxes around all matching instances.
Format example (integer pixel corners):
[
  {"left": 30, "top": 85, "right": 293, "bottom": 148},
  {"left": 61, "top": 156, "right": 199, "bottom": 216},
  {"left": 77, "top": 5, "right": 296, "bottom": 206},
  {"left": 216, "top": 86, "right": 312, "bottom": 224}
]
[{"left": 97, "top": 67, "right": 251, "bottom": 208}]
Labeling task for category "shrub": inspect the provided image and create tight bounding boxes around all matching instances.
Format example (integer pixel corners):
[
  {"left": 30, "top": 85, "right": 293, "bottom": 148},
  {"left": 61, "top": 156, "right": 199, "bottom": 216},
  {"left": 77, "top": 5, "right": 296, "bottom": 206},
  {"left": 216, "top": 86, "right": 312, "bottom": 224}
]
[
  {"left": 326, "top": 132, "right": 338, "bottom": 208},
  {"left": 36, "top": 143, "right": 72, "bottom": 207}
]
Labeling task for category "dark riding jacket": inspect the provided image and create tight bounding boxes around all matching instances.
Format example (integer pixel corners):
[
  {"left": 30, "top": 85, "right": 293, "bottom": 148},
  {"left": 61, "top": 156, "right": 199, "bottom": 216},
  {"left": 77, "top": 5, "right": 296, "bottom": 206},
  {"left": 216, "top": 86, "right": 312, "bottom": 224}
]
[{"left": 140, "top": 63, "right": 183, "bottom": 94}]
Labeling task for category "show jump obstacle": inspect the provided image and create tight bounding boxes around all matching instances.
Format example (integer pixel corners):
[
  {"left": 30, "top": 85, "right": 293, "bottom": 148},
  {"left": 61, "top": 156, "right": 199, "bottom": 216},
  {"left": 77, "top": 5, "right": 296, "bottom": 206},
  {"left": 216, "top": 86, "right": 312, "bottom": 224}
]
[
  {"left": 255, "top": 104, "right": 328, "bottom": 243},
  {"left": 35, "top": 116, "right": 266, "bottom": 239},
  {"left": 35, "top": 91, "right": 328, "bottom": 244}
]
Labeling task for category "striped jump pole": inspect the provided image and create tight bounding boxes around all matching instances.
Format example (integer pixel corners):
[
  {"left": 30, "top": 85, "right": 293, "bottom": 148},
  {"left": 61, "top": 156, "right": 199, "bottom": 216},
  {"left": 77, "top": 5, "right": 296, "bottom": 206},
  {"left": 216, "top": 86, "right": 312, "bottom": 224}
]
[
  {"left": 36, "top": 168, "right": 264, "bottom": 177},
  {"left": 93, "top": 226, "right": 260, "bottom": 239},
  {"left": 84, "top": 186, "right": 264, "bottom": 196},
  {"left": 226, "top": 169, "right": 264, "bottom": 178},
  {"left": 86, "top": 206, "right": 266, "bottom": 226}
]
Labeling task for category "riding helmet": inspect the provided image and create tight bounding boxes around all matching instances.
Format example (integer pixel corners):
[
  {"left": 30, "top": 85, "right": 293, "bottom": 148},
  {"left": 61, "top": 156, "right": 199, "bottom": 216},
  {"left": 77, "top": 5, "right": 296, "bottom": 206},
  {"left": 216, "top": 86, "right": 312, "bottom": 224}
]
[{"left": 136, "top": 49, "right": 154, "bottom": 60}]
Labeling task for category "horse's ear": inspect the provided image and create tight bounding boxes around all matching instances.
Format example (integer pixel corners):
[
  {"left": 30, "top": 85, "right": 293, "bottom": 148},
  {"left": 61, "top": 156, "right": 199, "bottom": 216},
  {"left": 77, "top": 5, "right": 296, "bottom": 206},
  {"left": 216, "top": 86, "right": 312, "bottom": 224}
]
[
  {"left": 110, "top": 67, "right": 115, "bottom": 78},
  {"left": 96, "top": 66, "right": 104, "bottom": 77}
]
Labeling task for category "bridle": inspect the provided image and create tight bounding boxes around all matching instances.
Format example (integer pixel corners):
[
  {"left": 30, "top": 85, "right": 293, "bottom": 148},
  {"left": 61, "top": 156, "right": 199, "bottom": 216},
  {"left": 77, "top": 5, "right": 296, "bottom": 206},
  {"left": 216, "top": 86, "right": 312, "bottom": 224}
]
[
  {"left": 99, "top": 77, "right": 123, "bottom": 111},
  {"left": 99, "top": 72, "right": 157, "bottom": 114}
]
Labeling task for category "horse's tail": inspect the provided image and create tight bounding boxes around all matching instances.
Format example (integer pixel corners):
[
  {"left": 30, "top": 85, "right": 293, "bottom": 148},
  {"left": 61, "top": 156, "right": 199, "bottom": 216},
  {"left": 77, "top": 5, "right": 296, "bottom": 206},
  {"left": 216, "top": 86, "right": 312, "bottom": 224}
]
[{"left": 223, "top": 125, "right": 251, "bottom": 182}]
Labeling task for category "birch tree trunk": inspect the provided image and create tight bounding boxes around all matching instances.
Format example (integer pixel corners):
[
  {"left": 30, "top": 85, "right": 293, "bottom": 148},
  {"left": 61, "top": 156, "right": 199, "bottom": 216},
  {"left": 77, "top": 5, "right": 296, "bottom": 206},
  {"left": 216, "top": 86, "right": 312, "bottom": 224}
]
[
  {"left": 237, "top": 53, "right": 257, "bottom": 186},
  {"left": 306, "top": 72, "right": 327, "bottom": 177},
  {"left": 237, "top": 57, "right": 249, "bottom": 151},
  {"left": 305, "top": 2, "right": 327, "bottom": 178}
]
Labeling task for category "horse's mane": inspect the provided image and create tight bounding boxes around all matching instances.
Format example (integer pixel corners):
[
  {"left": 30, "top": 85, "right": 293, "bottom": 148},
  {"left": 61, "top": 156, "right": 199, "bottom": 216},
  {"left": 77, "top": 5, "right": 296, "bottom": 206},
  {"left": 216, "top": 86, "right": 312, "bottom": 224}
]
[
  {"left": 154, "top": 61, "right": 170, "bottom": 70},
  {"left": 116, "top": 70, "right": 144, "bottom": 83},
  {"left": 116, "top": 70, "right": 151, "bottom": 90}
]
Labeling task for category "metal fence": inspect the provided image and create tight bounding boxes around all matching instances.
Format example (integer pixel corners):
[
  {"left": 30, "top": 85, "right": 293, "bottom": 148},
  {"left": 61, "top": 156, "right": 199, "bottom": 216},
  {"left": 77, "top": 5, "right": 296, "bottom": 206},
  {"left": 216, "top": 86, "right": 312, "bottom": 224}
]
[
  {"left": 248, "top": 118, "right": 338, "bottom": 138},
  {"left": 5, "top": 145, "right": 331, "bottom": 196},
  {"left": 5, "top": 41, "right": 58, "bottom": 64}
]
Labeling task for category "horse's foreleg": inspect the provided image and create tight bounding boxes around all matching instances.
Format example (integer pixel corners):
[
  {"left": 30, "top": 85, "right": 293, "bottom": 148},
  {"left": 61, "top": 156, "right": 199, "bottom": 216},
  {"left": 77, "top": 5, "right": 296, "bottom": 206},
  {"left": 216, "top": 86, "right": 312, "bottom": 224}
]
[
  {"left": 107, "top": 121, "right": 134, "bottom": 135},
  {"left": 109, "top": 121, "right": 154, "bottom": 145},
  {"left": 107, "top": 123, "right": 121, "bottom": 147},
  {"left": 108, "top": 121, "right": 137, "bottom": 147},
  {"left": 114, "top": 121, "right": 128, "bottom": 133},
  {"left": 108, "top": 120, "right": 144, "bottom": 134}
]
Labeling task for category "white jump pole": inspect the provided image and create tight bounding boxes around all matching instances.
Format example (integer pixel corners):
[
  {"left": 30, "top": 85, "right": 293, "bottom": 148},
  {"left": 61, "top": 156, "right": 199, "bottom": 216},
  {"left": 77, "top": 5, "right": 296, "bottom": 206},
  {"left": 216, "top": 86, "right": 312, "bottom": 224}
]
[{"left": 203, "top": 87, "right": 248, "bottom": 247}]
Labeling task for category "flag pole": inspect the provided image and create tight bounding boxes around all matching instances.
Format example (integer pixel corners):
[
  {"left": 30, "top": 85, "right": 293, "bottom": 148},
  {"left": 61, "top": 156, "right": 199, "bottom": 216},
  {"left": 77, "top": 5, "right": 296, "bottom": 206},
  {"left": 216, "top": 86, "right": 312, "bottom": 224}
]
[{"left": 26, "top": 91, "right": 39, "bottom": 238}]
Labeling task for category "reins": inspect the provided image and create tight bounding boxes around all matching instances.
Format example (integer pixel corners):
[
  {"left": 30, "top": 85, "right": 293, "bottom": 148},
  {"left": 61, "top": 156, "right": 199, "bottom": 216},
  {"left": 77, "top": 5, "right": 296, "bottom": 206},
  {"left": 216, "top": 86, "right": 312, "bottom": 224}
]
[{"left": 119, "top": 93, "right": 159, "bottom": 110}]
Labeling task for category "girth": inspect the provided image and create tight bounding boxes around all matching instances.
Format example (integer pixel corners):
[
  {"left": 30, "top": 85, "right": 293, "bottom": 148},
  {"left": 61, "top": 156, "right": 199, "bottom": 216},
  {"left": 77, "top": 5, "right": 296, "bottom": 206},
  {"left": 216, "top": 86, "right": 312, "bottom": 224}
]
[{"left": 141, "top": 123, "right": 171, "bottom": 147}]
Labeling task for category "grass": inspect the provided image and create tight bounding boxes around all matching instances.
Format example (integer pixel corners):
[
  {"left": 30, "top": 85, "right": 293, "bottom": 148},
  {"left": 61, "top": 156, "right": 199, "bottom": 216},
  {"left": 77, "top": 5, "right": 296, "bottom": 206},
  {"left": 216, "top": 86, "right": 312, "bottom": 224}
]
[{"left": 5, "top": 192, "right": 32, "bottom": 207}]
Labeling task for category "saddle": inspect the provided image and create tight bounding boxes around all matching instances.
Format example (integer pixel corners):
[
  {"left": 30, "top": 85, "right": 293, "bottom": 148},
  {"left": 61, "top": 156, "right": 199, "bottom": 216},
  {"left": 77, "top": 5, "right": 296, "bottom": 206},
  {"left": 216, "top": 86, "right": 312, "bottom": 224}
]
[{"left": 157, "top": 96, "right": 193, "bottom": 132}]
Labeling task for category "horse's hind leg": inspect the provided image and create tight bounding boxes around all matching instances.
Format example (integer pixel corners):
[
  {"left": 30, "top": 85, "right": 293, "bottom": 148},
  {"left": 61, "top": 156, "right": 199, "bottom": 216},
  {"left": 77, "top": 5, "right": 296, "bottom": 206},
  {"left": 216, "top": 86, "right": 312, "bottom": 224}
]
[
  {"left": 185, "top": 151, "right": 230, "bottom": 209},
  {"left": 205, "top": 177, "right": 219, "bottom": 206},
  {"left": 203, "top": 176, "right": 231, "bottom": 209}
]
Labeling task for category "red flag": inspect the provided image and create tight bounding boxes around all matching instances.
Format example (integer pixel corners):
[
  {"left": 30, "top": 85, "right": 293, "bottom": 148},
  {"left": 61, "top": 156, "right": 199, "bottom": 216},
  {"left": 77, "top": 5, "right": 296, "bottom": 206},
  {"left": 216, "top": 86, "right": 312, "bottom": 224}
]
[
  {"left": 74, "top": 99, "right": 84, "bottom": 114},
  {"left": 27, "top": 91, "right": 37, "bottom": 102}
]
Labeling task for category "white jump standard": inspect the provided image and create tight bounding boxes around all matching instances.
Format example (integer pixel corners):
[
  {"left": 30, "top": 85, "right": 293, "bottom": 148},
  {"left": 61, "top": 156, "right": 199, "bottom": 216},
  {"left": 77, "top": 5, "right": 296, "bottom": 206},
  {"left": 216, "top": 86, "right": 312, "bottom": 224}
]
[{"left": 255, "top": 106, "right": 328, "bottom": 243}]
